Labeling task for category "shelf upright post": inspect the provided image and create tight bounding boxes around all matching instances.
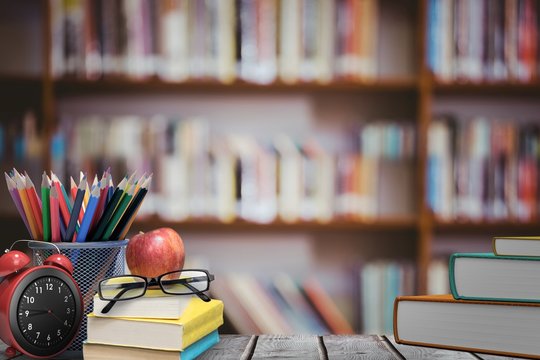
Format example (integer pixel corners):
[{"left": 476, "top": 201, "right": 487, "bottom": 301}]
[
  {"left": 416, "top": 0, "right": 434, "bottom": 295},
  {"left": 42, "top": 0, "right": 55, "bottom": 171}
]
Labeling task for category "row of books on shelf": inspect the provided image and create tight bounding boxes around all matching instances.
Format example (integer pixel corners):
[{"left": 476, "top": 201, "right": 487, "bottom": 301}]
[
  {"left": 51, "top": 0, "right": 379, "bottom": 83},
  {"left": 53, "top": 116, "right": 415, "bottom": 223},
  {"left": 428, "top": 116, "right": 540, "bottom": 221},
  {"left": 428, "top": 0, "right": 540, "bottom": 82},
  {"left": 84, "top": 293, "right": 224, "bottom": 360},
  {"left": 208, "top": 260, "right": 449, "bottom": 335},
  {"left": 395, "top": 236, "right": 540, "bottom": 358}
]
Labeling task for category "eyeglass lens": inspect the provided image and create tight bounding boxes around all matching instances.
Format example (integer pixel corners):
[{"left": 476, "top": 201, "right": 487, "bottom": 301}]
[
  {"left": 160, "top": 270, "right": 209, "bottom": 294},
  {"left": 100, "top": 276, "right": 146, "bottom": 301}
]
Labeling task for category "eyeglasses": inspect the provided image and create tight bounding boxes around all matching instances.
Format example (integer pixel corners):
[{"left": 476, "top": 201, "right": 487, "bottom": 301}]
[{"left": 98, "top": 269, "right": 215, "bottom": 314}]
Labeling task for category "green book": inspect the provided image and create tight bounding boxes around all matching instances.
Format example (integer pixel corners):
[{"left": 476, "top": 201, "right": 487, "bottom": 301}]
[{"left": 450, "top": 253, "right": 540, "bottom": 303}]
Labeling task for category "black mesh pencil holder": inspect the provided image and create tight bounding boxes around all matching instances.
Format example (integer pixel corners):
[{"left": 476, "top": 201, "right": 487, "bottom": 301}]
[{"left": 29, "top": 240, "right": 128, "bottom": 352}]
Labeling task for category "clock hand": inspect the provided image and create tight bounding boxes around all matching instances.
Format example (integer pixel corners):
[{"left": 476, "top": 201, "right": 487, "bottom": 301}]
[
  {"left": 47, "top": 309, "right": 67, "bottom": 326},
  {"left": 24, "top": 309, "right": 50, "bottom": 317}
]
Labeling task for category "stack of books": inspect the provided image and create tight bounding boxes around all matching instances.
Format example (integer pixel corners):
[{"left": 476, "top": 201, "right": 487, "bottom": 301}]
[
  {"left": 394, "top": 236, "right": 540, "bottom": 358},
  {"left": 83, "top": 290, "right": 224, "bottom": 360}
]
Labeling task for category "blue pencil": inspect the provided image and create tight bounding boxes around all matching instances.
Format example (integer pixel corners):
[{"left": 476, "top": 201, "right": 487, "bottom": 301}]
[
  {"left": 106, "top": 174, "right": 114, "bottom": 204},
  {"left": 75, "top": 185, "right": 100, "bottom": 243},
  {"left": 65, "top": 177, "right": 86, "bottom": 242}
]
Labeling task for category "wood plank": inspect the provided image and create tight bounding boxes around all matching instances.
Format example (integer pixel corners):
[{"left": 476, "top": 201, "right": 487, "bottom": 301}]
[
  {"left": 474, "top": 354, "right": 522, "bottom": 360},
  {"left": 323, "top": 335, "right": 400, "bottom": 359},
  {"left": 198, "top": 335, "right": 255, "bottom": 360},
  {"left": 385, "top": 335, "right": 476, "bottom": 359},
  {"left": 251, "top": 335, "right": 322, "bottom": 359}
]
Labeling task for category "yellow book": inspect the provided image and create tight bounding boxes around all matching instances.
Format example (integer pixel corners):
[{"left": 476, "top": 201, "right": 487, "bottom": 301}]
[
  {"left": 86, "top": 299, "right": 223, "bottom": 351},
  {"left": 492, "top": 236, "right": 540, "bottom": 256}
]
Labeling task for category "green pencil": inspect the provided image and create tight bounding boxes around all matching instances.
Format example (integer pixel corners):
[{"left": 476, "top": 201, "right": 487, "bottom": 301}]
[
  {"left": 102, "top": 186, "right": 134, "bottom": 241},
  {"left": 89, "top": 178, "right": 127, "bottom": 241},
  {"left": 41, "top": 172, "right": 51, "bottom": 242}
]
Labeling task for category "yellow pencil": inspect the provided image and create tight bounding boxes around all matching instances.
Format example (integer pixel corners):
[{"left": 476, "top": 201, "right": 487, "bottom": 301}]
[
  {"left": 124, "top": 171, "right": 137, "bottom": 193},
  {"left": 15, "top": 174, "right": 38, "bottom": 239},
  {"left": 133, "top": 173, "right": 147, "bottom": 195}
]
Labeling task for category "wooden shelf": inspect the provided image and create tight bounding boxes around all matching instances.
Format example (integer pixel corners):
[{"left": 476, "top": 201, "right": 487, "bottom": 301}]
[
  {"left": 131, "top": 216, "right": 419, "bottom": 233},
  {"left": 0, "top": 74, "right": 42, "bottom": 95},
  {"left": 432, "top": 80, "right": 540, "bottom": 96},
  {"left": 0, "top": 74, "right": 42, "bottom": 85},
  {"left": 53, "top": 77, "right": 419, "bottom": 96},
  {"left": 434, "top": 219, "right": 540, "bottom": 234}
]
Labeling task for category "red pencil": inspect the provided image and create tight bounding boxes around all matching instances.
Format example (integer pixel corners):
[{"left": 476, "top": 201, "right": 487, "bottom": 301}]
[
  {"left": 91, "top": 172, "right": 109, "bottom": 230},
  {"left": 70, "top": 177, "right": 77, "bottom": 200},
  {"left": 51, "top": 174, "right": 70, "bottom": 227},
  {"left": 50, "top": 186, "right": 61, "bottom": 242},
  {"left": 24, "top": 174, "right": 43, "bottom": 239}
]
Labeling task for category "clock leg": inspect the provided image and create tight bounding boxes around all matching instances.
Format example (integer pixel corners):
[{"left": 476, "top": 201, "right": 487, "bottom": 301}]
[{"left": 5, "top": 346, "right": 17, "bottom": 357}]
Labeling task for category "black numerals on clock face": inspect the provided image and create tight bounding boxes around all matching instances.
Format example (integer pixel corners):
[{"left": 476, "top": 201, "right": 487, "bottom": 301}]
[{"left": 17, "top": 276, "right": 77, "bottom": 348}]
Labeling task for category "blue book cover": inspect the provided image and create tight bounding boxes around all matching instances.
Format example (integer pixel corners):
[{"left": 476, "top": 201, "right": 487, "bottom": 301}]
[
  {"left": 182, "top": 330, "right": 219, "bottom": 360},
  {"left": 427, "top": 0, "right": 439, "bottom": 73}
]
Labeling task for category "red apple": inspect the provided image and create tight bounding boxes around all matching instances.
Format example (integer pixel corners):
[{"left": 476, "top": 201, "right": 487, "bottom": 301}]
[{"left": 126, "top": 228, "right": 185, "bottom": 278}]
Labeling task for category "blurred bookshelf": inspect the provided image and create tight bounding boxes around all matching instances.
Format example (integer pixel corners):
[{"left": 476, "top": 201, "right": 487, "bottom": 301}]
[{"left": 0, "top": 0, "right": 539, "bottom": 335}]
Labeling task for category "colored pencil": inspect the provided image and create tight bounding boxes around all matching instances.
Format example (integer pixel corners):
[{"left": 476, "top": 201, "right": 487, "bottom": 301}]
[
  {"left": 102, "top": 186, "right": 135, "bottom": 241},
  {"left": 25, "top": 174, "right": 43, "bottom": 239},
  {"left": 123, "top": 172, "right": 137, "bottom": 195},
  {"left": 50, "top": 186, "right": 61, "bottom": 242},
  {"left": 76, "top": 185, "right": 100, "bottom": 243},
  {"left": 91, "top": 176, "right": 109, "bottom": 229},
  {"left": 70, "top": 177, "right": 77, "bottom": 200},
  {"left": 133, "top": 173, "right": 147, "bottom": 195},
  {"left": 41, "top": 173, "right": 51, "bottom": 242},
  {"left": 25, "top": 171, "right": 42, "bottom": 207},
  {"left": 5, "top": 172, "right": 31, "bottom": 236},
  {"left": 107, "top": 174, "right": 114, "bottom": 204},
  {"left": 83, "top": 173, "right": 92, "bottom": 208},
  {"left": 15, "top": 174, "right": 38, "bottom": 239},
  {"left": 89, "top": 178, "right": 127, "bottom": 241},
  {"left": 56, "top": 173, "right": 73, "bottom": 212},
  {"left": 59, "top": 211, "right": 67, "bottom": 241},
  {"left": 51, "top": 174, "right": 71, "bottom": 227},
  {"left": 113, "top": 176, "right": 152, "bottom": 240},
  {"left": 65, "top": 177, "right": 86, "bottom": 242}
]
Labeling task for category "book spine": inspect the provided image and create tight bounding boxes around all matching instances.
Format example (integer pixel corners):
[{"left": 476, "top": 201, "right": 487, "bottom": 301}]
[{"left": 448, "top": 253, "right": 459, "bottom": 299}]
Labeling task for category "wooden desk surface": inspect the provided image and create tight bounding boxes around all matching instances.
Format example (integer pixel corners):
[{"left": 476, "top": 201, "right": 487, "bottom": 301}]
[{"left": 1, "top": 335, "right": 523, "bottom": 359}]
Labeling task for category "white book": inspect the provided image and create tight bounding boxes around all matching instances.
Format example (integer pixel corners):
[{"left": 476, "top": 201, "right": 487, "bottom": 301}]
[
  {"left": 92, "top": 291, "right": 194, "bottom": 319},
  {"left": 159, "top": 0, "right": 189, "bottom": 81},
  {"left": 279, "top": 0, "right": 301, "bottom": 83},
  {"left": 493, "top": 236, "right": 540, "bottom": 257},
  {"left": 216, "top": 0, "right": 236, "bottom": 83}
]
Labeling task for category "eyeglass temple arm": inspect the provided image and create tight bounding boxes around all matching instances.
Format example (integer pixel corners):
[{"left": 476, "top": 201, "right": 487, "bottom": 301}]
[
  {"left": 100, "top": 283, "right": 142, "bottom": 314},
  {"left": 159, "top": 274, "right": 215, "bottom": 287},
  {"left": 182, "top": 281, "right": 211, "bottom": 302}
]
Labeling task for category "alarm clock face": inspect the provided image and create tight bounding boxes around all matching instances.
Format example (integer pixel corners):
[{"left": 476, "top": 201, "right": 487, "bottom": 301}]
[{"left": 9, "top": 267, "right": 82, "bottom": 357}]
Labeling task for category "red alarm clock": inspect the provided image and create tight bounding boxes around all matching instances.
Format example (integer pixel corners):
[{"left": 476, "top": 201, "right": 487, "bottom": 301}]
[{"left": 0, "top": 244, "right": 83, "bottom": 358}]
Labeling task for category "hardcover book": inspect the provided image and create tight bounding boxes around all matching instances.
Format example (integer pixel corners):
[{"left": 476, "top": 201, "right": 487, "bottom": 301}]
[
  {"left": 86, "top": 299, "right": 223, "bottom": 351},
  {"left": 492, "top": 236, "right": 540, "bottom": 257},
  {"left": 450, "top": 252, "right": 540, "bottom": 302},
  {"left": 83, "top": 330, "right": 219, "bottom": 360},
  {"left": 394, "top": 294, "right": 540, "bottom": 359}
]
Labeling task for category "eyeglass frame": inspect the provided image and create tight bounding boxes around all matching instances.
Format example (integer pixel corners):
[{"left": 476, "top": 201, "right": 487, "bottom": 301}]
[{"left": 97, "top": 269, "right": 215, "bottom": 314}]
